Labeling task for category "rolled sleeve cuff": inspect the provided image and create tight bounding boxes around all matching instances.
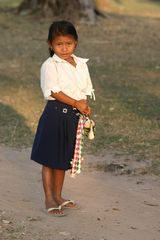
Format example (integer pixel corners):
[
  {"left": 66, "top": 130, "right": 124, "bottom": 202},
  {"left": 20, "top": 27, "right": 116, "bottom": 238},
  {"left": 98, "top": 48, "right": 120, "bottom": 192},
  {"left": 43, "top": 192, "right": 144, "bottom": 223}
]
[
  {"left": 86, "top": 89, "right": 96, "bottom": 100},
  {"left": 43, "top": 86, "right": 61, "bottom": 99}
]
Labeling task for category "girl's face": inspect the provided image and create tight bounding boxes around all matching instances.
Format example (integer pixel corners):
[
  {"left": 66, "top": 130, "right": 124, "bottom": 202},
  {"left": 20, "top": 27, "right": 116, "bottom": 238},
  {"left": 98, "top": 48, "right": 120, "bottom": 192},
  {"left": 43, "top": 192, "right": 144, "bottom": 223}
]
[{"left": 49, "top": 35, "right": 77, "bottom": 60}]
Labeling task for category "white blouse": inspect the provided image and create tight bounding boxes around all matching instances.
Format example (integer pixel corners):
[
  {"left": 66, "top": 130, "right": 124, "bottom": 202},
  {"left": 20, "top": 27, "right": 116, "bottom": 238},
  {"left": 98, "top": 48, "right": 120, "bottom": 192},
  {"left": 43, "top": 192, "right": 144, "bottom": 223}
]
[{"left": 40, "top": 54, "right": 95, "bottom": 101}]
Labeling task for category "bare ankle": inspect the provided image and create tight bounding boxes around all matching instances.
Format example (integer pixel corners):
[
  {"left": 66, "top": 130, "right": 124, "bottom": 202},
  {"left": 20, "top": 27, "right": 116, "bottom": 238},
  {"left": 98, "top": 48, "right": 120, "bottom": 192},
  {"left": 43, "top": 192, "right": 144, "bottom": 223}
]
[
  {"left": 53, "top": 194, "right": 60, "bottom": 200},
  {"left": 45, "top": 196, "right": 57, "bottom": 207}
]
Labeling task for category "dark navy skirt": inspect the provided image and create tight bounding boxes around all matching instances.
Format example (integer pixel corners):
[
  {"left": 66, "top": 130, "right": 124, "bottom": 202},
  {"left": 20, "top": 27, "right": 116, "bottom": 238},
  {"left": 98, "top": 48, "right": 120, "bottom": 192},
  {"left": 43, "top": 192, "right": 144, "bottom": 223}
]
[{"left": 31, "top": 100, "right": 79, "bottom": 170}]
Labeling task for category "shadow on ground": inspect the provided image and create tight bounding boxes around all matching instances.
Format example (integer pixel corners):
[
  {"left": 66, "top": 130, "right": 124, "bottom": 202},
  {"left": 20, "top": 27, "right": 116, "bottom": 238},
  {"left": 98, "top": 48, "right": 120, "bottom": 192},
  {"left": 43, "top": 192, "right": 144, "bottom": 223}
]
[{"left": 0, "top": 102, "right": 34, "bottom": 147}]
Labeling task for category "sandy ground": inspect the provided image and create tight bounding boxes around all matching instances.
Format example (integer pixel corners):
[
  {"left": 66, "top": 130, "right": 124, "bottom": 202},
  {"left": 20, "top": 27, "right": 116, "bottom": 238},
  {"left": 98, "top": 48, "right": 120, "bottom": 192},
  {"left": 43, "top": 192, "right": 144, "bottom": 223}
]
[{"left": 0, "top": 146, "right": 160, "bottom": 240}]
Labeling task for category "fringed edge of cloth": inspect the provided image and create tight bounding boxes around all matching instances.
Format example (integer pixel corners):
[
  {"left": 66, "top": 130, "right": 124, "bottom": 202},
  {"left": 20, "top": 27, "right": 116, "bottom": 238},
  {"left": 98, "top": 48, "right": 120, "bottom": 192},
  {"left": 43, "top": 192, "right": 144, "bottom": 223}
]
[{"left": 70, "top": 114, "right": 87, "bottom": 178}]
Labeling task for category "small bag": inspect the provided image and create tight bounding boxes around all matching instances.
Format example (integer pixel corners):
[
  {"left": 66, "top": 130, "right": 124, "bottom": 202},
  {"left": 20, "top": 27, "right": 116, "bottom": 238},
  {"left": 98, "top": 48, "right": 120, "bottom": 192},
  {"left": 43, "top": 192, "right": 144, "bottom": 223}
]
[{"left": 84, "top": 117, "right": 95, "bottom": 140}]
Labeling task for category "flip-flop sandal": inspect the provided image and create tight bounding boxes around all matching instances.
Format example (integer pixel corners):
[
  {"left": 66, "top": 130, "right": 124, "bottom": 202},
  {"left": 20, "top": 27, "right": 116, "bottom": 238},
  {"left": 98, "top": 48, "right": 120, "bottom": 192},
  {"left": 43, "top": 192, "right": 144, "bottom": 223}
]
[
  {"left": 47, "top": 206, "right": 67, "bottom": 217},
  {"left": 60, "top": 200, "right": 79, "bottom": 210}
]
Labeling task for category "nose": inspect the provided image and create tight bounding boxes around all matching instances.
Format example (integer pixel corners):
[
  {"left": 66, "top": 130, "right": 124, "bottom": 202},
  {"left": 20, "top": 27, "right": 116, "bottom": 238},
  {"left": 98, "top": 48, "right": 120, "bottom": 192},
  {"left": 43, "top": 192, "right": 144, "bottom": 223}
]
[{"left": 62, "top": 44, "right": 67, "bottom": 52}]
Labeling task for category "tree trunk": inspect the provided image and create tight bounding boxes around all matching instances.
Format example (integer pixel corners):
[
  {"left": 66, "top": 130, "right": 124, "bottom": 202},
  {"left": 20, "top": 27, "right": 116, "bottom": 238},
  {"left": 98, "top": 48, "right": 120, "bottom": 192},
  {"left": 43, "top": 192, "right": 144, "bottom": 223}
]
[
  {"left": 80, "top": 0, "right": 96, "bottom": 24},
  {"left": 18, "top": 0, "right": 98, "bottom": 23}
]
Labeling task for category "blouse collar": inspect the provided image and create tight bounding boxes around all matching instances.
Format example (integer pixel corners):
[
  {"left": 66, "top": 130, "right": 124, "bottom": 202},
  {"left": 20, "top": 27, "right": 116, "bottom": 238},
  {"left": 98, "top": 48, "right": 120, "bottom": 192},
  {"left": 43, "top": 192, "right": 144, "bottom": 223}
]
[{"left": 52, "top": 54, "right": 89, "bottom": 64}]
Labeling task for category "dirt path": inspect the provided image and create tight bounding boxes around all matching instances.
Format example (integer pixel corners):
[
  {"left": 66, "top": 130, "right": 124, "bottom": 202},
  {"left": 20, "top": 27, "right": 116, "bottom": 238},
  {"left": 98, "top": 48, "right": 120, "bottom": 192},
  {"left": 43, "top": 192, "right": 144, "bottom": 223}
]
[{"left": 0, "top": 146, "right": 160, "bottom": 240}]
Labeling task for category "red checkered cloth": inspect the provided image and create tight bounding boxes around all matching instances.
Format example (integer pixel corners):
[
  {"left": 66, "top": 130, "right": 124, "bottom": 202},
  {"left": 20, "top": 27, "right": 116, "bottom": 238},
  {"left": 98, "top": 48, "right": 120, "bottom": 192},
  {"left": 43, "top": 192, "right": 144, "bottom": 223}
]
[{"left": 70, "top": 115, "right": 87, "bottom": 178}]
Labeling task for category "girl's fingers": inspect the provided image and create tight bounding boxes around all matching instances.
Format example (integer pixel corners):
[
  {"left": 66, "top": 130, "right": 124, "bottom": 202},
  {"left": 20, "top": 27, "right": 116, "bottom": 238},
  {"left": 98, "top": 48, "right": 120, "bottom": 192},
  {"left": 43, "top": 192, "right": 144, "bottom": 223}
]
[{"left": 84, "top": 106, "right": 91, "bottom": 116}]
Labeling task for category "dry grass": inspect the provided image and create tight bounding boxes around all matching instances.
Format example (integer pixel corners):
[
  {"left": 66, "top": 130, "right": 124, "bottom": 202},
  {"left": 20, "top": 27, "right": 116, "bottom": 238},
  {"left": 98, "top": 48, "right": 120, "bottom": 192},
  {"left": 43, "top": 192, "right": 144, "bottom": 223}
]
[
  {"left": 97, "top": 0, "right": 160, "bottom": 18},
  {"left": 0, "top": 0, "right": 160, "bottom": 174}
]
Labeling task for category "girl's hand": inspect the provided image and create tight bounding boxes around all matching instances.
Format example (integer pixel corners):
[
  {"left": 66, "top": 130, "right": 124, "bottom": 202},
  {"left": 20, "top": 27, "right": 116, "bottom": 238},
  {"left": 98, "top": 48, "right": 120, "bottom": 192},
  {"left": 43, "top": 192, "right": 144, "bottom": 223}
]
[
  {"left": 75, "top": 99, "right": 88, "bottom": 115},
  {"left": 85, "top": 106, "right": 91, "bottom": 117},
  {"left": 75, "top": 100, "right": 91, "bottom": 116},
  {"left": 51, "top": 92, "right": 91, "bottom": 116}
]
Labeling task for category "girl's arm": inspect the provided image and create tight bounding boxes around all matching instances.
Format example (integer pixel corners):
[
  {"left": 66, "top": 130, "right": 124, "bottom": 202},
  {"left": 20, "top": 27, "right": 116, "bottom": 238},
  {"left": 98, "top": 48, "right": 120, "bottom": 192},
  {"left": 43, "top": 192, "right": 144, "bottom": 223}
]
[
  {"left": 51, "top": 91, "right": 90, "bottom": 116},
  {"left": 41, "top": 62, "right": 91, "bottom": 116}
]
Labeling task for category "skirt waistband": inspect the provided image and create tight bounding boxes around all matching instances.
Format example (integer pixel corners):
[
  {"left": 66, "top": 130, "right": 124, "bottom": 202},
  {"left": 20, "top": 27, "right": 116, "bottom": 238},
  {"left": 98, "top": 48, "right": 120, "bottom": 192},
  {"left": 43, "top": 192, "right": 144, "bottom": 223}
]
[{"left": 46, "top": 100, "right": 79, "bottom": 115}]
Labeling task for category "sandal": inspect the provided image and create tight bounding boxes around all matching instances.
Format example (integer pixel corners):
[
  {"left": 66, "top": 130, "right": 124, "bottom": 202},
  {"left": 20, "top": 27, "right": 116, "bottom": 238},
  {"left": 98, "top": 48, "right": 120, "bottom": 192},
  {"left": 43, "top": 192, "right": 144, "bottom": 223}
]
[
  {"left": 47, "top": 206, "right": 66, "bottom": 217},
  {"left": 60, "top": 200, "right": 79, "bottom": 210}
]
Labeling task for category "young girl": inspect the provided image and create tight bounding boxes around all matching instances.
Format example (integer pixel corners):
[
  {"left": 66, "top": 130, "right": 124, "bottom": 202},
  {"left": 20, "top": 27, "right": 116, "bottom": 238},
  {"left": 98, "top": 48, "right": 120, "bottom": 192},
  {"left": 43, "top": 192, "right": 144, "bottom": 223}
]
[{"left": 31, "top": 20, "right": 95, "bottom": 217}]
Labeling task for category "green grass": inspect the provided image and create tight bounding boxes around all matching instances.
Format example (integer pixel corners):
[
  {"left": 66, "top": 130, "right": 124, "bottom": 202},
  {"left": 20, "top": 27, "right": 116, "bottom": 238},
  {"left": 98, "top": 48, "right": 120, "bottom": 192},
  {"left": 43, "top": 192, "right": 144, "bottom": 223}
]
[
  {"left": 0, "top": 1, "right": 160, "bottom": 174},
  {"left": 0, "top": 0, "right": 21, "bottom": 8}
]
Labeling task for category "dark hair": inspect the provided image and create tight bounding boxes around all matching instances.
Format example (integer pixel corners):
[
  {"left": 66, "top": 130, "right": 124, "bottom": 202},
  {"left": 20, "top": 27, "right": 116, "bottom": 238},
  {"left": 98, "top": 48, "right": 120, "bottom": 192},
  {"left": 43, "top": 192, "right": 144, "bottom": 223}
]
[{"left": 47, "top": 20, "right": 78, "bottom": 57}]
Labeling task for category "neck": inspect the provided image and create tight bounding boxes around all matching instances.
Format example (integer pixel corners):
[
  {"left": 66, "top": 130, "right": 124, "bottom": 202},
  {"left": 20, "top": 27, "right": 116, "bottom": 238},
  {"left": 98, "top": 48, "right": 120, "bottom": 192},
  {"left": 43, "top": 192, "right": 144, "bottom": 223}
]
[{"left": 66, "top": 56, "right": 76, "bottom": 67}]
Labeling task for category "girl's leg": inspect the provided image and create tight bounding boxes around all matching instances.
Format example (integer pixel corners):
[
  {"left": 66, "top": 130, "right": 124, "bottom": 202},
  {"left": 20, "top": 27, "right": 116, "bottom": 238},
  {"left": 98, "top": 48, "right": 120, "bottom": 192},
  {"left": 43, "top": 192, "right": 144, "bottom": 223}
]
[
  {"left": 52, "top": 169, "right": 66, "bottom": 204},
  {"left": 42, "top": 166, "right": 55, "bottom": 208},
  {"left": 42, "top": 166, "right": 64, "bottom": 214},
  {"left": 53, "top": 169, "right": 78, "bottom": 208},
  {"left": 42, "top": 167, "right": 77, "bottom": 209}
]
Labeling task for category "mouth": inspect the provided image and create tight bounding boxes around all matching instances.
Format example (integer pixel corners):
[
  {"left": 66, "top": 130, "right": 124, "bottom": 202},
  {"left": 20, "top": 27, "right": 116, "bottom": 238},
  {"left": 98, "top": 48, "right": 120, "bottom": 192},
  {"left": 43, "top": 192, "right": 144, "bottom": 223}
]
[
  {"left": 61, "top": 53, "right": 69, "bottom": 56},
  {"left": 60, "top": 54, "right": 70, "bottom": 59}
]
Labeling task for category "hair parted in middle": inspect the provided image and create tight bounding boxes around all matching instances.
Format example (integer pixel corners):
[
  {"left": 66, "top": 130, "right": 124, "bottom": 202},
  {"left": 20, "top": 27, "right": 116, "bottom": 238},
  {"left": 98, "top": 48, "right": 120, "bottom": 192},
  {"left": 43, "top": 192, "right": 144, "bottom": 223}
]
[{"left": 47, "top": 20, "right": 78, "bottom": 57}]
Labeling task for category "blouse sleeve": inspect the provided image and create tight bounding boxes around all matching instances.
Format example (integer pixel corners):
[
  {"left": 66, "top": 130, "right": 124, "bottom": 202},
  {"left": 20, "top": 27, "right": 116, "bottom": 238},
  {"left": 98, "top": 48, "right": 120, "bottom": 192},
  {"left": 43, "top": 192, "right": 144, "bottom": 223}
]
[
  {"left": 85, "top": 64, "right": 96, "bottom": 100},
  {"left": 40, "top": 61, "right": 61, "bottom": 99}
]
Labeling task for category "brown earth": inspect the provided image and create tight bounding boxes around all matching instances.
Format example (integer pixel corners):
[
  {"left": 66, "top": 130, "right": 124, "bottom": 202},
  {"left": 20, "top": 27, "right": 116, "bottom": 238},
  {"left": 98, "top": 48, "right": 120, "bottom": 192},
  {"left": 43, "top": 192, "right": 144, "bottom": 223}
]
[{"left": 0, "top": 146, "right": 160, "bottom": 240}]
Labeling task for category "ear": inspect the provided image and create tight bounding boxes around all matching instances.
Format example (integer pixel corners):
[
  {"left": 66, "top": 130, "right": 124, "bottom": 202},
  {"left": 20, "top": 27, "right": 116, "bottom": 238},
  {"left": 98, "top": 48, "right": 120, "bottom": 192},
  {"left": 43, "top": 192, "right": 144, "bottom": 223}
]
[
  {"left": 47, "top": 40, "right": 52, "bottom": 49},
  {"left": 74, "top": 41, "right": 78, "bottom": 49}
]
